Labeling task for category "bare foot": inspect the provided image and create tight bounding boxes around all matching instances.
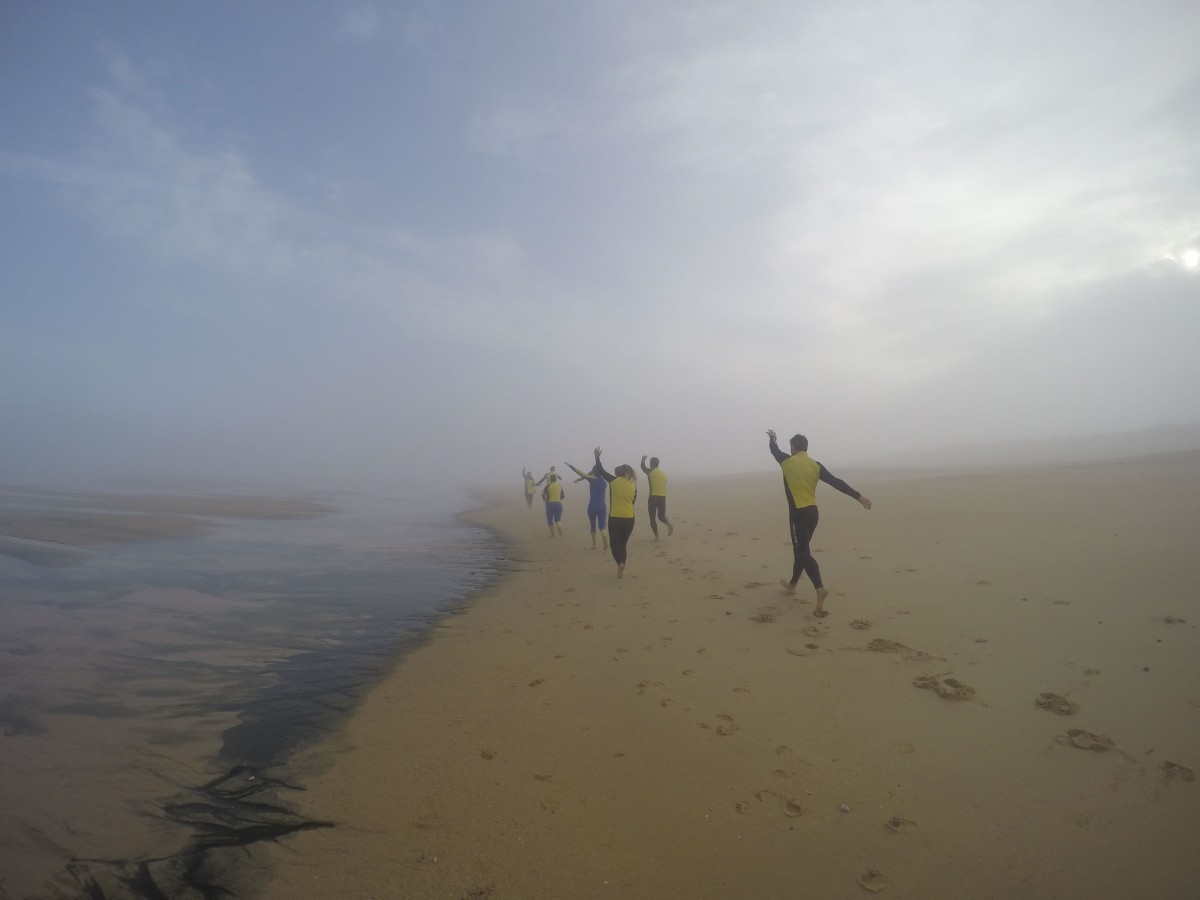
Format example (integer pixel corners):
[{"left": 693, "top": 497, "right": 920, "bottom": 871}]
[
  {"left": 603, "top": 540, "right": 609, "bottom": 551},
  {"left": 814, "top": 586, "right": 829, "bottom": 615},
  {"left": 779, "top": 579, "right": 796, "bottom": 594},
  {"left": 617, "top": 565, "right": 625, "bottom": 578},
  {"left": 667, "top": 523, "right": 674, "bottom": 537}
]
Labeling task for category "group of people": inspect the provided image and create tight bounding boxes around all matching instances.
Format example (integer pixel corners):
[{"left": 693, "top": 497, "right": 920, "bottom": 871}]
[
  {"left": 523, "top": 449, "right": 672, "bottom": 579},
  {"left": 522, "top": 431, "right": 872, "bottom": 617}
]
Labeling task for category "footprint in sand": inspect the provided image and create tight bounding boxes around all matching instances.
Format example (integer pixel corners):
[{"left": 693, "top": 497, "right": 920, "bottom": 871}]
[
  {"left": 480, "top": 749, "right": 496, "bottom": 760},
  {"left": 1161, "top": 615, "right": 1188, "bottom": 625},
  {"left": 700, "top": 713, "right": 739, "bottom": 736},
  {"left": 849, "top": 619, "right": 872, "bottom": 630},
  {"left": 753, "top": 789, "right": 804, "bottom": 817},
  {"left": 868, "top": 639, "right": 936, "bottom": 661},
  {"left": 884, "top": 816, "right": 918, "bottom": 834},
  {"left": 804, "top": 643, "right": 821, "bottom": 650},
  {"left": 912, "top": 674, "right": 975, "bottom": 700},
  {"left": 803, "top": 625, "right": 828, "bottom": 638},
  {"left": 751, "top": 612, "right": 777, "bottom": 624},
  {"left": 1058, "top": 729, "right": 1115, "bottom": 752},
  {"left": 743, "top": 581, "right": 768, "bottom": 588},
  {"left": 858, "top": 870, "right": 892, "bottom": 892},
  {"left": 1035, "top": 692, "right": 1079, "bottom": 715},
  {"left": 528, "top": 678, "right": 546, "bottom": 687},
  {"left": 1162, "top": 761, "right": 1195, "bottom": 782}
]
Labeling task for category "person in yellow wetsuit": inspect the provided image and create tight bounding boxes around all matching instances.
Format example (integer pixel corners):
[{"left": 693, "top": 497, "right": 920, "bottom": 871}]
[
  {"left": 639, "top": 455, "right": 673, "bottom": 539},
  {"left": 522, "top": 468, "right": 537, "bottom": 508},
  {"left": 541, "top": 473, "right": 565, "bottom": 537},
  {"left": 767, "top": 429, "right": 872, "bottom": 617},
  {"left": 592, "top": 447, "right": 637, "bottom": 577}
]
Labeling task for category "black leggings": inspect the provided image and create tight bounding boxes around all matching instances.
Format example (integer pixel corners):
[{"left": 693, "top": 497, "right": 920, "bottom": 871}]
[
  {"left": 647, "top": 496, "right": 670, "bottom": 535},
  {"left": 609, "top": 516, "right": 635, "bottom": 565},
  {"left": 789, "top": 505, "right": 822, "bottom": 588}
]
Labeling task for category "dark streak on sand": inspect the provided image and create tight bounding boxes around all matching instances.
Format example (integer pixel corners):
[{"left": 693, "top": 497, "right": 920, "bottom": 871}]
[{"left": 66, "top": 768, "right": 333, "bottom": 899}]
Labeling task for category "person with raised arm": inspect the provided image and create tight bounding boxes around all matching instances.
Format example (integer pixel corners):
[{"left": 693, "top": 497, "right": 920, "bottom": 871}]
[
  {"left": 639, "top": 455, "right": 673, "bottom": 539},
  {"left": 567, "top": 458, "right": 609, "bottom": 551},
  {"left": 766, "top": 429, "right": 872, "bottom": 617},
  {"left": 592, "top": 447, "right": 637, "bottom": 578}
]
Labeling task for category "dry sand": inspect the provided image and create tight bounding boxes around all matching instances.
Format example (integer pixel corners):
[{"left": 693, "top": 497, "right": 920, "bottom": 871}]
[{"left": 262, "top": 453, "right": 1200, "bottom": 899}]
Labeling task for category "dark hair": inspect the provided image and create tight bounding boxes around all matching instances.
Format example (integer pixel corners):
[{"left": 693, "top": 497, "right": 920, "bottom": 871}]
[
  {"left": 790, "top": 434, "right": 808, "bottom": 453},
  {"left": 649, "top": 457, "right": 660, "bottom": 467}
]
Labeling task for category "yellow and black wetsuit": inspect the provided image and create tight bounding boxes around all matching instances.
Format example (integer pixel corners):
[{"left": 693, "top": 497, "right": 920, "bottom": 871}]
[
  {"left": 769, "top": 436, "right": 861, "bottom": 588},
  {"left": 639, "top": 461, "right": 671, "bottom": 536},
  {"left": 595, "top": 462, "right": 637, "bottom": 566}
]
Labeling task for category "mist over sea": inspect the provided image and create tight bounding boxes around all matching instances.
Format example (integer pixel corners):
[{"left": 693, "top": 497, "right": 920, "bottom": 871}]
[{"left": 0, "top": 486, "right": 506, "bottom": 899}]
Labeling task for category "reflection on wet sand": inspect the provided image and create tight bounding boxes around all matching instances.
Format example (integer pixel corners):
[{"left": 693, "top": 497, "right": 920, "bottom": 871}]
[{"left": 0, "top": 487, "right": 497, "bottom": 899}]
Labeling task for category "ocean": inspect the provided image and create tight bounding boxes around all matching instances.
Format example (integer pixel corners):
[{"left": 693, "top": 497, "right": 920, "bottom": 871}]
[{"left": 0, "top": 487, "right": 506, "bottom": 899}]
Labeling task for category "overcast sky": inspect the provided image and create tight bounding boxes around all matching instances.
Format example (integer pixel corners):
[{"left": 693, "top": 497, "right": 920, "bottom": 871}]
[{"left": 3, "top": 1, "right": 1199, "bottom": 492}]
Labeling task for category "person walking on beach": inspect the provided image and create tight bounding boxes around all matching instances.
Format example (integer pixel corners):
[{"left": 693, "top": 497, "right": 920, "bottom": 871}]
[
  {"left": 523, "top": 468, "right": 537, "bottom": 508},
  {"left": 640, "top": 455, "right": 673, "bottom": 539},
  {"left": 567, "top": 460, "right": 609, "bottom": 551},
  {"left": 542, "top": 474, "right": 565, "bottom": 537},
  {"left": 767, "top": 429, "right": 872, "bottom": 617},
  {"left": 592, "top": 447, "right": 637, "bottom": 577}
]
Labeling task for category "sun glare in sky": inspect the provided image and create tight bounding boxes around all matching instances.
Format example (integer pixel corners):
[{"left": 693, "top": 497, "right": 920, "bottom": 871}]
[{"left": 1182, "top": 248, "right": 1200, "bottom": 271}]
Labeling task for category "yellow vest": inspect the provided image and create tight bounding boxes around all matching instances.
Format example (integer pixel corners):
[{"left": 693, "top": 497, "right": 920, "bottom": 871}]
[
  {"left": 545, "top": 481, "right": 564, "bottom": 502},
  {"left": 646, "top": 468, "right": 667, "bottom": 496},
  {"left": 780, "top": 451, "right": 820, "bottom": 509},
  {"left": 609, "top": 477, "right": 637, "bottom": 517}
]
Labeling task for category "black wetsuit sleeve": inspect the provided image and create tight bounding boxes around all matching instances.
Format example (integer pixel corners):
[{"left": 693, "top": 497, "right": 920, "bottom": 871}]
[
  {"left": 768, "top": 437, "right": 790, "bottom": 465},
  {"left": 818, "top": 464, "right": 861, "bottom": 500},
  {"left": 640, "top": 460, "right": 652, "bottom": 475},
  {"left": 594, "top": 461, "right": 616, "bottom": 483}
]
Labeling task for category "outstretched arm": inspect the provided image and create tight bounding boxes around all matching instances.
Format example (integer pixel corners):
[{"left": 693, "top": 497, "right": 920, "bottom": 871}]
[
  {"left": 818, "top": 465, "right": 872, "bottom": 509},
  {"left": 640, "top": 455, "right": 652, "bottom": 475},
  {"left": 567, "top": 462, "right": 594, "bottom": 482},
  {"left": 766, "top": 429, "right": 789, "bottom": 464},
  {"left": 592, "top": 447, "right": 615, "bottom": 483}
]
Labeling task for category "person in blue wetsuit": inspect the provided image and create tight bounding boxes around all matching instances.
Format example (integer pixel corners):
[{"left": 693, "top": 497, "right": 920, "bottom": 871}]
[
  {"left": 767, "top": 429, "right": 872, "bottom": 618},
  {"left": 567, "top": 460, "right": 609, "bottom": 550}
]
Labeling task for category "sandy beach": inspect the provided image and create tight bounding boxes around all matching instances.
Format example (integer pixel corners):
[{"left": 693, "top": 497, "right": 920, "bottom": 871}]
[{"left": 259, "top": 453, "right": 1200, "bottom": 899}]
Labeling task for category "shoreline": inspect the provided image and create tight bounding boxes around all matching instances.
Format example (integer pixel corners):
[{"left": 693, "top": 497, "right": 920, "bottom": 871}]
[
  {"left": 260, "top": 454, "right": 1200, "bottom": 898},
  {"left": 0, "top": 489, "right": 499, "bottom": 899}
]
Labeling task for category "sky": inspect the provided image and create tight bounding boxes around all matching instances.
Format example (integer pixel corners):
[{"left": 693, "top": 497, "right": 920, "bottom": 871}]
[{"left": 3, "top": 0, "right": 1199, "bottom": 492}]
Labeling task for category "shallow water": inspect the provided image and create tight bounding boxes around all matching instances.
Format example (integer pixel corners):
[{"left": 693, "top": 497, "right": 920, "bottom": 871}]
[{"left": 0, "top": 490, "right": 504, "bottom": 899}]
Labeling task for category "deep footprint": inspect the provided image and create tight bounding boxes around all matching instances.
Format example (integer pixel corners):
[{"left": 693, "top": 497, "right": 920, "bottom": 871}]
[
  {"left": 884, "top": 816, "right": 918, "bottom": 834},
  {"left": 1035, "top": 692, "right": 1078, "bottom": 715},
  {"left": 1058, "top": 728, "right": 1114, "bottom": 752},
  {"left": 858, "top": 870, "right": 892, "bottom": 892}
]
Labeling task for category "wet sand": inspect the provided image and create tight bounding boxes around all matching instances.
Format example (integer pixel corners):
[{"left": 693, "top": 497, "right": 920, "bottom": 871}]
[
  {"left": 258, "top": 455, "right": 1193, "bottom": 897},
  {"left": 0, "top": 489, "right": 363, "bottom": 899}
]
